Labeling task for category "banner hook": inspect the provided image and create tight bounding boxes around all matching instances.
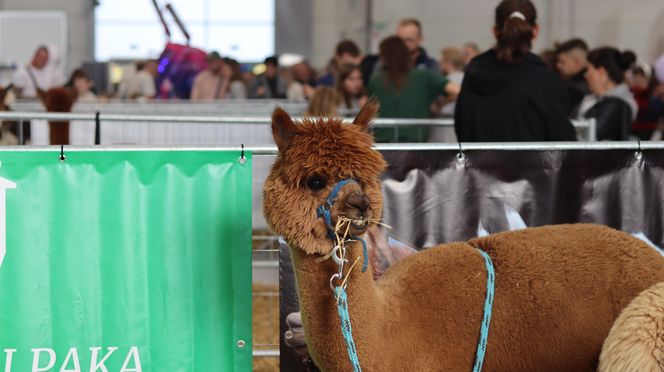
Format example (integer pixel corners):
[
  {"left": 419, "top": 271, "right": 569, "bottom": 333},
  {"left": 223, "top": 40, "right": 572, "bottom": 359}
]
[
  {"left": 456, "top": 141, "right": 465, "bottom": 162},
  {"left": 634, "top": 139, "right": 643, "bottom": 161},
  {"left": 239, "top": 144, "right": 246, "bottom": 164}
]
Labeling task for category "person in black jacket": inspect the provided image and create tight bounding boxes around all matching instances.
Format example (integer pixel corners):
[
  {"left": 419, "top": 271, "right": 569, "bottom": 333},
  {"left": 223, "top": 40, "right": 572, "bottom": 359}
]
[
  {"left": 454, "top": 0, "right": 576, "bottom": 142},
  {"left": 582, "top": 48, "right": 637, "bottom": 141},
  {"left": 556, "top": 38, "right": 591, "bottom": 116}
]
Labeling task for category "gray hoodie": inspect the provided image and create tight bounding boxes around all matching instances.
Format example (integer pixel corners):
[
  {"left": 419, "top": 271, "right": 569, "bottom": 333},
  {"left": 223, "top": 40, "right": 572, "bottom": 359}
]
[
  {"left": 577, "top": 83, "right": 638, "bottom": 120},
  {"left": 605, "top": 83, "right": 638, "bottom": 120}
]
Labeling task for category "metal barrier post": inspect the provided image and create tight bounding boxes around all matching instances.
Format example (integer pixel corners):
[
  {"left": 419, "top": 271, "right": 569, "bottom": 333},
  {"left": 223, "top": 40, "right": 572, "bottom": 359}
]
[
  {"left": 95, "top": 112, "right": 101, "bottom": 145},
  {"left": 588, "top": 118, "right": 597, "bottom": 142},
  {"left": 18, "top": 119, "right": 24, "bottom": 145}
]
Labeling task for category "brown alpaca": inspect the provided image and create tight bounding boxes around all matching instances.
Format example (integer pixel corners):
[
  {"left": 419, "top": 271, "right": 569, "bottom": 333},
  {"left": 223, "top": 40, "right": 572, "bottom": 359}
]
[
  {"left": 263, "top": 103, "right": 664, "bottom": 371},
  {"left": 43, "top": 87, "right": 76, "bottom": 145},
  {"left": 599, "top": 281, "right": 664, "bottom": 372}
]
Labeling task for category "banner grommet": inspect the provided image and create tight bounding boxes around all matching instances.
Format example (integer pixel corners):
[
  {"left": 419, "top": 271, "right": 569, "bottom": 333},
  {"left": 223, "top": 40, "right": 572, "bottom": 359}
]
[{"left": 239, "top": 144, "right": 247, "bottom": 165}]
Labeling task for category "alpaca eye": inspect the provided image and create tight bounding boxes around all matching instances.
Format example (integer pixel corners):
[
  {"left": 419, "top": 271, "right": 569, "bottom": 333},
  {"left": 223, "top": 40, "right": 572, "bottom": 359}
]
[{"left": 307, "top": 175, "right": 327, "bottom": 191}]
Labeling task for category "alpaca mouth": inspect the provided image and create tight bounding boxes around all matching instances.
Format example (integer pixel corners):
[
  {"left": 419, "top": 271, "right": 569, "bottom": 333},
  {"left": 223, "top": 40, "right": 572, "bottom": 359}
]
[
  {"left": 335, "top": 213, "right": 372, "bottom": 237},
  {"left": 341, "top": 217, "right": 369, "bottom": 235},
  {"left": 350, "top": 219, "right": 368, "bottom": 231}
]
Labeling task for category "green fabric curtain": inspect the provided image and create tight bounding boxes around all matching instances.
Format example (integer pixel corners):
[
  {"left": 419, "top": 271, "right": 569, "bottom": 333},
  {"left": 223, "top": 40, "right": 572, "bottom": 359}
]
[{"left": 0, "top": 150, "right": 252, "bottom": 371}]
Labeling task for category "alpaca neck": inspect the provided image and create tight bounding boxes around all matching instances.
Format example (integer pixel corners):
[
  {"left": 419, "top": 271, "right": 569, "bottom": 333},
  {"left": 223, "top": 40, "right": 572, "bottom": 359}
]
[{"left": 290, "top": 241, "right": 382, "bottom": 369}]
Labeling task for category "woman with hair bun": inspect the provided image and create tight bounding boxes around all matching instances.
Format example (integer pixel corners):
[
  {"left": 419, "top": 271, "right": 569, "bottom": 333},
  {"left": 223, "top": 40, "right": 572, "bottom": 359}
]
[
  {"left": 455, "top": 0, "right": 576, "bottom": 142},
  {"left": 580, "top": 47, "right": 638, "bottom": 140}
]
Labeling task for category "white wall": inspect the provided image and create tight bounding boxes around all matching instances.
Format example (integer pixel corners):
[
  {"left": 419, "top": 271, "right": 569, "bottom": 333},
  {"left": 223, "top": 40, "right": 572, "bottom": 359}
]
[
  {"left": 275, "top": 0, "right": 312, "bottom": 59},
  {"left": 311, "top": 0, "right": 369, "bottom": 68},
  {"left": 309, "top": 0, "right": 664, "bottom": 68},
  {"left": 1, "top": 0, "right": 663, "bottom": 73},
  {"left": 572, "top": 0, "right": 664, "bottom": 62},
  {"left": 0, "top": 0, "right": 94, "bottom": 74}
]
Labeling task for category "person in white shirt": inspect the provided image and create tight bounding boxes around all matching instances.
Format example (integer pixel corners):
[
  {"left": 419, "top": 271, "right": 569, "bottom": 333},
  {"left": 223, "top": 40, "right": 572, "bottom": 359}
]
[
  {"left": 12, "top": 46, "right": 64, "bottom": 98},
  {"left": 438, "top": 47, "right": 465, "bottom": 115},
  {"left": 117, "top": 60, "right": 157, "bottom": 100},
  {"left": 190, "top": 52, "right": 227, "bottom": 101},
  {"left": 65, "top": 68, "right": 97, "bottom": 103}
]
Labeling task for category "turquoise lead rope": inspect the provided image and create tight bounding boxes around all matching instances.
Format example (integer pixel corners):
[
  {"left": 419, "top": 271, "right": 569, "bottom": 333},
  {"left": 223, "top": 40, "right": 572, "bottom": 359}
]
[
  {"left": 334, "top": 248, "right": 495, "bottom": 372},
  {"left": 473, "top": 249, "right": 495, "bottom": 372},
  {"left": 335, "top": 286, "right": 362, "bottom": 372}
]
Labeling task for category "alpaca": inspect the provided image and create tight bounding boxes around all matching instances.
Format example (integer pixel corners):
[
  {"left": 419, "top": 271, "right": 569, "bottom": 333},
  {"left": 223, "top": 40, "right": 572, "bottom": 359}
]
[
  {"left": 263, "top": 102, "right": 664, "bottom": 371},
  {"left": 599, "top": 281, "right": 664, "bottom": 372},
  {"left": 43, "top": 87, "right": 76, "bottom": 145}
]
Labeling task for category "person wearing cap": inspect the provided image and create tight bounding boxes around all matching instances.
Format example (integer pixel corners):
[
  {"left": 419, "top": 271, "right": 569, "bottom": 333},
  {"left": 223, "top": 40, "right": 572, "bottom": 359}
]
[
  {"left": 190, "top": 51, "right": 228, "bottom": 100},
  {"left": 629, "top": 63, "right": 662, "bottom": 140},
  {"left": 455, "top": 0, "right": 576, "bottom": 142}
]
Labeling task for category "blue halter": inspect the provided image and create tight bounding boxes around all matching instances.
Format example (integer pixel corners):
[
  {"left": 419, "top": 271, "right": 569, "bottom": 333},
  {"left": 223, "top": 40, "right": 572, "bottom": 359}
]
[{"left": 316, "top": 178, "right": 369, "bottom": 273}]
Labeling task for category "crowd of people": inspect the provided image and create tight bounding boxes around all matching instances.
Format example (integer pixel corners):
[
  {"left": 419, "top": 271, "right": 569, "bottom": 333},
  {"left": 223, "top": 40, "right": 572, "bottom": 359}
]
[{"left": 3, "top": 0, "right": 664, "bottom": 144}]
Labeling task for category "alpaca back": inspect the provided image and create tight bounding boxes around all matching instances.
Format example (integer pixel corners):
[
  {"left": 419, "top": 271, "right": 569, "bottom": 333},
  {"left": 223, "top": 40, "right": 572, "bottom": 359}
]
[
  {"left": 473, "top": 224, "right": 664, "bottom": 371},
  {"left": 374, "top": 224, "right": 664, "bottom": 371}
]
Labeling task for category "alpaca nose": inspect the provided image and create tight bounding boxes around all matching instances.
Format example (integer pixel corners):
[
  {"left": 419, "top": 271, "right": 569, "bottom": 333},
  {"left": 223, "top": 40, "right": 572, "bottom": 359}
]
[{"left": 345, "top": 193, "right": 370, "bottom": 214}]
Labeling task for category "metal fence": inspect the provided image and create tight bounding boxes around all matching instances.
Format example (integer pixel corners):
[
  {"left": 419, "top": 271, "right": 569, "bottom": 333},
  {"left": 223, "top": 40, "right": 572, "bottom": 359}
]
[
  {"left": 0, "top": 141, "right": 656, "bottom": 365},
  {"left": 10, "top": 100, "right": 310, "bottom": 115},
  {"left": 0, "top": 111, "right": 597, "bottom": 145},
  {"left": 0, "top": 91, "right": 640, "bottom": 363}
]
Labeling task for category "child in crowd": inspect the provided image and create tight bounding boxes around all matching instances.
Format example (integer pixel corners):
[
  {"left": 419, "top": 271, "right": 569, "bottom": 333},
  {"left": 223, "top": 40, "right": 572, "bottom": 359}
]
[{"left": 66, "top": 68, "right": 97, "bottom": 102}]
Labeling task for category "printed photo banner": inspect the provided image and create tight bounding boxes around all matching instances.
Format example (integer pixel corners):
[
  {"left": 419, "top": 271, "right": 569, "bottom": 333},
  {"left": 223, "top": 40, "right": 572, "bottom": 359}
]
[
  {"left": 280, "top": 148, "right": 664, "bottom": 371},
  {"left": 0, "top": 150, "right": 252, "bottom": 372}
]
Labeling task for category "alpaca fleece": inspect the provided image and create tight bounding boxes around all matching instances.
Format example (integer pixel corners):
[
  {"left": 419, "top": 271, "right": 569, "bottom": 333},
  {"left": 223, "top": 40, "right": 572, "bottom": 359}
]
[
  {"left": 44, "top": 87, "right": 76, "bottom": 145},
  {"left": 599, "top": 281, "right": 664, "bottom": 372},
  {"left": 263, "top": 103, "right": 664, "bottom": 371}
]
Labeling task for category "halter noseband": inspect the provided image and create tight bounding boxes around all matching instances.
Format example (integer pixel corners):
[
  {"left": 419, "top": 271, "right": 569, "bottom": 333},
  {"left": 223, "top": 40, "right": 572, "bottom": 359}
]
[{"left": 316, "top": 178, "right": 369, "bottom": 273}]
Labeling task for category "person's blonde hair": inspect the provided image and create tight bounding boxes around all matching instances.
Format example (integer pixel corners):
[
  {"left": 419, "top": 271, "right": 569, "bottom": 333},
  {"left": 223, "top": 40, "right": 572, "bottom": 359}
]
[
  {"left": 441, "top": 47, "right": 465, "bottom": 70},
  {"left": 306, "top": 86, "right": 342, "bottom": 116},
  {"left": 398, "top": 18, "right": 423, "bottom": 37}
]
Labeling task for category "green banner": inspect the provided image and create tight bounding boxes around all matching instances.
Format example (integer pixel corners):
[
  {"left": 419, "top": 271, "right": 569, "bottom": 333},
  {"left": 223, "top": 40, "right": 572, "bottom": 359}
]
[{"left": 0, "top": 150, "right": 252, "bottom": 372}]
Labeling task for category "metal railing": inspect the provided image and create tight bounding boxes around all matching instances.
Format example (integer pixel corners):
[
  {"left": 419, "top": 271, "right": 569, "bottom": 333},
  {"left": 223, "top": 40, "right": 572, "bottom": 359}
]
[
  {"left": 1, "top": 141, "right": 657, "bottom": 153},
  {"left": 0, "top": 111, "right": 458, "bottom": 124},
  {"left": 251, "top": 239, "right": 279, "bottom": 361},
  {"left": 0, "top": 112, "right": 597, "bottom": 145},
  {"left": 2, "top": 142, "right": 659, "bottom": 361}
]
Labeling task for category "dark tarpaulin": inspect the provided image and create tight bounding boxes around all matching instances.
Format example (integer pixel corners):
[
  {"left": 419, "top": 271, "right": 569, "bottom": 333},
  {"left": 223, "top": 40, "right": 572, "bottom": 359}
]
[{"left": 279, "top": 148, "right": 664, "bottom": 371}]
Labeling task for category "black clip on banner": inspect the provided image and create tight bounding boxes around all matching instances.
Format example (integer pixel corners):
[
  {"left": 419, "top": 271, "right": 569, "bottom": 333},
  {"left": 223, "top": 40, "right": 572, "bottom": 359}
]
[
  {"left": 94, "top": 111, "right": 101, "bottom": 145},
  {"left": 239, "top": 144, "right": 246, "bottom": 164}
]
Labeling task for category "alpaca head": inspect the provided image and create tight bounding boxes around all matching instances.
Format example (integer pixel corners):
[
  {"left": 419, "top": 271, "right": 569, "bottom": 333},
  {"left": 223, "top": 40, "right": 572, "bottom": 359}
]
[
  {"left": 263, "top": 102, "right": 387, "bottom": 255},
  {"left": 44, "top": 87, "right": 76, "bottom": 112}
]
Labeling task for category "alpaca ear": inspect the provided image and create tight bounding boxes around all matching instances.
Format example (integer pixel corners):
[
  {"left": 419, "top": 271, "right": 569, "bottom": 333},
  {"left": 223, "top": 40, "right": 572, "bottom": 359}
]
[
  {"left": 272, "top": 107, "right": 297, "bottom": 152},
  {"left": 353, "top": 99, "right": 379, "bottom": 132}
]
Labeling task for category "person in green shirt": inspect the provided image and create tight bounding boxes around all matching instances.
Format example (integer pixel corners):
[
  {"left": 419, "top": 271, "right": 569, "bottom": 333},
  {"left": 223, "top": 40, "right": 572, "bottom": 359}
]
[{"left": 368, "top": 36, "right": 459, "bottom": 142}]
